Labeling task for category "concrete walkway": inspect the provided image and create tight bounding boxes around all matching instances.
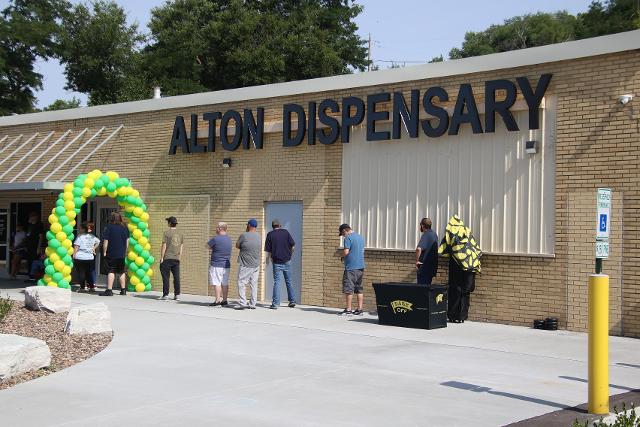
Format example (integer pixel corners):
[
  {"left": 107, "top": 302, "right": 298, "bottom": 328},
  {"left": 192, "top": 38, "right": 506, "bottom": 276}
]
[{"left": 0, "top": 283, "right": 639, "bottom": 426}]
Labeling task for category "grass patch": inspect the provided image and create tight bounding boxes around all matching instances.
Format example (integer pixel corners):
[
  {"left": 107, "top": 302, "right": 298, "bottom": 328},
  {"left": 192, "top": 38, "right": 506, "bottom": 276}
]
[
  {"left": 573, "top": 403, "right": 639, "bottom": 426},
  {"left": 0, "top": 295, "right": 13, "bottom": 323}
]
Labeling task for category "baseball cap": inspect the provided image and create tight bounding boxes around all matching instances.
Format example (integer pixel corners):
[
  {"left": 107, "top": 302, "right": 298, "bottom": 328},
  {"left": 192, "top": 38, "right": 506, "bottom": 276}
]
[
  {"left": 247, "top": 218, "right": 258, "bottom": 228},
  {"left": 166, "top": 216, "right": 178, "bottom": 225},
  {"left": 338, "top": 223, "right": 350, "bottom": 236}
]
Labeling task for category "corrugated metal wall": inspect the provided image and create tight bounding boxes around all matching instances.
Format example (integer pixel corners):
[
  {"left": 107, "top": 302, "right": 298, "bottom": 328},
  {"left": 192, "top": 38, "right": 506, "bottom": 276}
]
[{"left": 341, "top": 102, "right": 556, "bottom": 255}]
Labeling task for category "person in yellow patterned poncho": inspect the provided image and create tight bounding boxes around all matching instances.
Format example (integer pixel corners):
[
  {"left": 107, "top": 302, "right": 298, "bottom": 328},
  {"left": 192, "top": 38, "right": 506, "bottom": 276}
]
[{"left": 438, "top": 215, "right": 481, "bottom": 323}]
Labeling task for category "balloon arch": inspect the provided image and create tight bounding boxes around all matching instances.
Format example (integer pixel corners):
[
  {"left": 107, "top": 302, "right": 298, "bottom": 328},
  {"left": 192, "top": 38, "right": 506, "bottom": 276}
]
[{"left": 40, "top": 170, "right": 154, "bottom": 292}]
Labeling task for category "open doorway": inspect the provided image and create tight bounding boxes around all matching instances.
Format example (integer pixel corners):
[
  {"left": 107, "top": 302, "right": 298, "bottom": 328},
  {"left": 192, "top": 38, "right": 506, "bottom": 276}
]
[
  {"left": 94, "top": 198, "right": 119, "bottom": 284},
  {"left": 9, "top": 201, "right": 42, "bottom": 277}
]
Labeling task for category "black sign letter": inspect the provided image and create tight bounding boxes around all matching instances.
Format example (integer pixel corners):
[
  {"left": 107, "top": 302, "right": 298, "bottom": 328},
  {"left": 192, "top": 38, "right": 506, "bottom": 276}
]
[
  {"left": 317, "top": 99, "right": 340, "bottom": 145},
  {"left": 485, "top": 79, "right": 518, "bottom": 133},
  {"left": 283, "top": 104, "right": 306, "bottom": 147},
  {"left": 367, "top": 92, "right": 391, "bottom": 141},
  {"left": 203, "top": 111, "right": 221, "bottom": 152},
  {"left": 517, "top": 74, "right": 552, "bottom": 130},
  {"left": 341, "top": 96, "right": 365, "bottom": 143},
  {"left": 393, "top": 90, "right": 419, "bottom": 139},
  {"left": 421, "top": 87, "right": 449, "bottom": 138},
  {"left": 220, "top": 110, "right": 242, "bottom": 151},
  {"left": 449, "top": 84, "right": 483, "bottom": 135},
  {"left": 169, "top": 116, "right": 189, "bottom": 155},
  {"left": 243, "top": 108, "right": 264, "bottom": 149}
]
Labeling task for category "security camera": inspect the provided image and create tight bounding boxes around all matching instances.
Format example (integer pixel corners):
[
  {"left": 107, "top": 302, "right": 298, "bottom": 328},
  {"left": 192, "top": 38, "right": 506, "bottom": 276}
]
[{"left": 618, "top": 94, "right": 633, "bottom": 105}]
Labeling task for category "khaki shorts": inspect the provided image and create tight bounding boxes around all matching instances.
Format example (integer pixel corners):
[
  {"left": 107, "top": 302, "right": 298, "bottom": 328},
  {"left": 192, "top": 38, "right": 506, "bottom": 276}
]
[{"left": 342, "top": 269, "right": 364, "bottom": 294}]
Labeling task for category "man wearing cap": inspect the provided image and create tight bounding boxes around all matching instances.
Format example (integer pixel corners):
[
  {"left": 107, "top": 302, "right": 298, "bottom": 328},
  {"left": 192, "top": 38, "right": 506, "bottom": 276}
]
[
  {"left": 416, "top": 217, "right": 438, "bottom": 285},
  {"left": 207, "top": 222, "right": 232, "bottom": 306},
  {"left": 264, "top": 219, "right": 296, "bottom": 309},
  {"left": 235, "top": 219, "right": 261, "bottom": 309},
  {"left": 339, "top": 224, "right": 365, "bottom": 316},
  {"left": 159, "top": 216, "right": 183, "bottom": 301}
]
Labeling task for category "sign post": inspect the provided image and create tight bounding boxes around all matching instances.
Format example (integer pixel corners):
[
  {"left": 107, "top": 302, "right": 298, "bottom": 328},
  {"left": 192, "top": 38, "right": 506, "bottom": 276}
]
[{"left": 595, "top": 188, "right": 611, "bottom": 274}]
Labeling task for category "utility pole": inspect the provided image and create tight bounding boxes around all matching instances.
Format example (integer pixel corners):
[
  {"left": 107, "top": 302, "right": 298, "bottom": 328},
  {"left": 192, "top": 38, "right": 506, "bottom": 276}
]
[{"left": 367, "top": 32, "right": 372, "bottom": 72}]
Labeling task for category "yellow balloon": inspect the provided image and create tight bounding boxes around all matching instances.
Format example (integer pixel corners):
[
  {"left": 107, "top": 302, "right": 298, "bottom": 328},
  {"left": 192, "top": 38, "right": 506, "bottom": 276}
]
[
  {"left": 70, "top": 220, "right": 76, "bottom": 227},
  {"left": 44, "top": 274, "right": 51, "bottom": 282},
  {"left": 63, "top": 265, "right": 71, "bottom": 275},
  {"left": 135, "top": 257, "right": 144, "bottom": 266},
  {"left": 144, "top": 243, "right": 151, "bottom": 251},
  {"left": 51, "top": 223, "right": 62, "bottom": 233},
  {"left": 54, "top": 260, "right": 65, "bottom": 271},
  {"left": 64, "top": 200, "right": 75, "bottom": 210},
  {"left": 123, "top": 186, "right": 133, "bottom": 196},
  {"left": 56, "top": 231, "right": 66, "bottom": 241},
  {"left": 90, "top": 169, "right": 102, "bottom": 178},
  {"left": 64, "top": 183, "right": 73, "bottom": 192},
  {"left": 125, "top": 204, "right": 135, "bottom": 212},
  {"left": 133, "top": 207, "right": 143, "bottom": 217},
  {"left": 84, "top": 177, "right": 95, "bottom": 188},
  {"left": 146, "top": 269, "right": 153, "bottom": 277},
  {"left": 67, "top": 248, "right": 74, "bottom": 256},
  {"left": 116, "top": 187, "right": 127, "bottom": 196},
  {"left": 131, "top": 189, "right": 139, "bottom": 198},
  {"left": 66, "top": 210, "right": 76, "bottom": 220},
  {"left": 62, "top": 240, "right": 72, "bottom": 249},
  {"left": 63, "top": 192, "right": 73, "bottom": 201},
  {"left": 131, "top": 276, "right": 140, "bottom": 285},
  {"left": 106, "top": 171, "right": 119, "bottom": 181},
  {"left": 132, "top": 229, "right": 142, "bottom": 239},
  {"left": 138, "top": 236, "right": 148, "bottom": 246},
  {"left": 127, "top": 251, "right": 137, "bottom": 260},
  {"left": 82, "top": 187, "right": 91, "bottom": 198},
  {"left": 48, "top": 214, "right": 58, "bottom": 224},
  {"left": 97, "top": 187, "right": 107, "bottom": 196},
  {"left": 45, "top": 247, "right": 52, "bottom": 256},
  {"left": 127, "top": 223, "right": 135, "bottom": 232},
  {"left": 107, "top": 191, "right": 117, "bottom": 198},
  {"left": 135, "top": 283, "right": 145, "bottom": 293},
  {"left": 47, "top": 282, "right": 58, "bottom": 287},
  {"left": 50, "top": 253, "right": 60, "bottom": 263},
  {"left": 140, "top": 212, "right": 149, "bottom": 222}
]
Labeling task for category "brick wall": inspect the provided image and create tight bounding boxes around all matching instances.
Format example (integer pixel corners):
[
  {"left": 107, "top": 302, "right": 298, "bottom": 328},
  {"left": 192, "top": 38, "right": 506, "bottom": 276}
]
[{"left": 0, "top": 49, "right": 638, "bottom": 336}]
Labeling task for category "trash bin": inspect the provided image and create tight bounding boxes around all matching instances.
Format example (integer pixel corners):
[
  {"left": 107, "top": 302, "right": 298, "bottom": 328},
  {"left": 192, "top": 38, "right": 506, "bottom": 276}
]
[{"left": 373, "top": 283, "right": 448, "bottom": 330}]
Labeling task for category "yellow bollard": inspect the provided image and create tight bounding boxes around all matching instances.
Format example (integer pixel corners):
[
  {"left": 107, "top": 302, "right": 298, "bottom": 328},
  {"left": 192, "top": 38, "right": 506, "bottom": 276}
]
[{"left": 588, "top": 274, "right": 609, "bottom": 414}]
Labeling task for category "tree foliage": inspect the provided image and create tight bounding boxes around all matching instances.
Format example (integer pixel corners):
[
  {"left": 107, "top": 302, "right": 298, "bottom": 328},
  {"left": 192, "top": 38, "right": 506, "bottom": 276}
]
[
  {"left": 58, "top": 0, "right": 144, "bottom": 105},
  {"left": 448, "top": 0, "right": 639, "bottom": 60},
  {"left": 0, "top": 0, "right": 68, "bottom": 115},
  {"left": 43, "top": 96, "right": 81, "bottom": 111}
]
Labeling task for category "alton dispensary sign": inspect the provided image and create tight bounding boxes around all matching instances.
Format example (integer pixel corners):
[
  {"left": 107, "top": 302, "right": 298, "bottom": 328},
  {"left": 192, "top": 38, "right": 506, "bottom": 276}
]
[{"left": 168, "top": 74, "right": 552, "bottom": 155}]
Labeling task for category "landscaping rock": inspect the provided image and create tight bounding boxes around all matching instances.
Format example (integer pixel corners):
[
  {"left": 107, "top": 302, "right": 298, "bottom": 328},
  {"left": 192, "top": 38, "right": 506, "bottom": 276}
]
[
  {"left": 24, "top": 286, "right": 71, "bottom": 313},
  {"left": 0, "top": 334, "right": 51, "bottom": 381},
  {"left": 64, "top": 303, "right": 112, "bottom": 335}
]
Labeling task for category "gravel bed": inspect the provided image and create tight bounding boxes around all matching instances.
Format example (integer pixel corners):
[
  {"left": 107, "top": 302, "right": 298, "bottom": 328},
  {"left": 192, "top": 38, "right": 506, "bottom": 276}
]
[{"left": 0, "top": 302, "right": 112, "bottom": 390}]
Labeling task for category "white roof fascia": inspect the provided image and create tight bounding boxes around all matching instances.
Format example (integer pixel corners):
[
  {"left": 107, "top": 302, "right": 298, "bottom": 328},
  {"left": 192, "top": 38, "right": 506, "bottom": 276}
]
[
  {"left": 1, "top": 29, "right": 639, "bottom": 128},
  {"left": 0, "top": 182, "right": 65, "bottom": 191}
]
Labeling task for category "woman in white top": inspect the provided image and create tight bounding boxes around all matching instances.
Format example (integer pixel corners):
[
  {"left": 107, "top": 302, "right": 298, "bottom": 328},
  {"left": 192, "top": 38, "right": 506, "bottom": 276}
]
[
  {"left": 10, "top": 223, "right": 27, "bottom": 279},
  {"left": 73, "top": 222, "right": 100, "bottom": 292}
]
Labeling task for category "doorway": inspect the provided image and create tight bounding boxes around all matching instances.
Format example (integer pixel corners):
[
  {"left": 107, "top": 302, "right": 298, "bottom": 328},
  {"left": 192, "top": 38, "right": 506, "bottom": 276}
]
[
  {"left": 9, "top": 202, "right": 42, "bottom": 276},
  {"left": 94, "top": 198, "right": 119, "bottom": 284},
  {"left": 264, "top": 202, "right": 303, "bottom": 304}
]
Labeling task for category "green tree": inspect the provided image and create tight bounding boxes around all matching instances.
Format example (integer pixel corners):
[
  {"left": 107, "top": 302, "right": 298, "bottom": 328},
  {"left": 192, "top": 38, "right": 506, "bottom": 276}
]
[
  {"left": 59, "top": 1, "right": 144, "bottom": 105},
  {"left": 143, "top": 0, "right": 368, "bottom": 95},
  {"left": 449, "top": 12, "right": 577, "bottom": 59},
  {"left": 576, "top": 0, "right": 640, "bottom": 38},
  {"left": 0, "top": 0, "right": 69, "bottom": 116},
  {"left": 43, "top": 96, "right": 81, "bottom": 111}
]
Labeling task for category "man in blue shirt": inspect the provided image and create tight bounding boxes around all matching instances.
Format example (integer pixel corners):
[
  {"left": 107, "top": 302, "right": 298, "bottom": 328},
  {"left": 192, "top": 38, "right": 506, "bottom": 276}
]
[
  {"left": 264, "top": 219, "right": 296, "bottom": 309},
  {"left": 416, "top": 218, "right": 438, "bottom": 285},
  {"left": 339, "top": 223, "right": 365, "bottom": 316}
]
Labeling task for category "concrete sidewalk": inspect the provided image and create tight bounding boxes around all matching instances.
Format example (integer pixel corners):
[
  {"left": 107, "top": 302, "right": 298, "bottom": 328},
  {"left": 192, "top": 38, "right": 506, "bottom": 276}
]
[{"left": 0, "top": 284, "right": 639, "bottom": 427}]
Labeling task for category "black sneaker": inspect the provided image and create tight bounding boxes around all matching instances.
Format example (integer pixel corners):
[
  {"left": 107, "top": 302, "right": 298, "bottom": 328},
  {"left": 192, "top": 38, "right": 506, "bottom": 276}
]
[
  {"left": 120, "top": 288, "right": 127, "bottom": 296},
  {"left": 99, "top": 289, "right": 113, "bottom": 296},
  {"left": 221, "top": 300, "right": 228, "bottom": 306},
  {"left": 353, "top": 309, "right": 364, "bottom": 316},
  {"left": 269, "top": 304, "right": 278, "bottom": 310},
  {"left": 209, "top": 301, "right": 220, "bottom": 306},
  {"left": 288, "top": 302, "right": 296, "bottom": 308},
  {"left": 338, "top": 309, "right": 353, "bottom": 316},
  {"left": 248, "top": 306, "right": 256, "bottom": 310}
]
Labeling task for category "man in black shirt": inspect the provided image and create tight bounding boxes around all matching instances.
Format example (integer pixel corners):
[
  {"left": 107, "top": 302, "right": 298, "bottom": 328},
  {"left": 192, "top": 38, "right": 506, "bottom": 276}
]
[
  {"left": 264, "top": 219, "right": 296, "bottom": 309},
  {"left": 416, "top": 218, "right": 438, "bottom": 285},
  {"left": 25, "top": 212, "right": 44, "bottom": 280}
]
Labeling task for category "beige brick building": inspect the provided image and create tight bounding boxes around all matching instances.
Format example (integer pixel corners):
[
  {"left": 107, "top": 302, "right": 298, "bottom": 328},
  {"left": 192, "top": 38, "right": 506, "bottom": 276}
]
[{"left": 0, "top": 31, "right": 638, "bottom": 336}]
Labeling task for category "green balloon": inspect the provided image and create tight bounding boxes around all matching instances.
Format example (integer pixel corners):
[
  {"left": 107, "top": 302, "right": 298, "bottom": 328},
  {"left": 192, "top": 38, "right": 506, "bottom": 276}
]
[
  {"left": 144, "top": 283, "right": 152, "bottom": 291},
  {"left": 63, "top": 255, "right": 72, "bottom": 265},
  {"left": 90, "top": 188, "right": 97, "bottom": 198},
  {"left": 127, "top": 284, "right": 135, "bottom": 292},
  {"left": 121, "top": 178, "right": 130, "bottom": 187},
  {"left": 63, "top": 224, "right": 74, "bottom": 234},
  {"left": 147, "top": 255, "right": 155, "bottom": 265},
  {"left": 106, "top": 182, "right": 117, "bottom": 192},
  {"left": 73, "top": 196, "right": 83, "bottom": 207},
  {"left": 55, "top": 206, "right": 66, "bottom": 216},
  {"left": 128, "top": 237, "right": 137, "bottom": 246},
  {"left": 56, "top": 199, "right": 64, "bottom": 207},
  {"left": 142, "top": 276, "right": 151, "bottom": 285},
  {"left": 52, "top": 272, "right": 63, "bottom": 282},
  {"left": 37, "top": 279, "right": 46, "bottom": 286},
  {"left": 115, "top": 178, "right": 125, "bottom": 187},
  {"left": 44, "top": 258, "right": 51, "bottom": 267},
  {"left": 58, "top": 280, "right": 70, "bottom": 288},
  {"left": 141, "top": 262, "right": 150, "bottom": 271},
  {"left": 75, "top": 208, "right": 81, "bottom": 214},
  {"left": 117, "top": 195, "right": 127, "bottom": 203},
  {"left": 46, "top": 231, "right": 55, "bottom": 241},
  {"left": 136, "top": 268, "right": 145, "bottom": 278},
  {"left": 94, "top": 180, "right": 104, "bottom": 189},
  {"left": 131, "top": 216, "right": 140, "bottom": 224},
  {"left": 137, "top": 222, "right": 147, "bottom": 231},
  {"left": 73, "top": 178, "right": 84, "bottom": 188},
  {"left": 140, "top": 204, "right": 147, "bottom": 211},
  {"left": 45, "top": 265, "right": 55, "bottom": 276},
  {"left": 142, "top": 229, "right": 150, "bottom": 238},
  {"left": 49, "top": 239, "right": 61, "bottom": 249},
  {"left": 59, "top": 216, "right": 69, "bottom": 226},
  {"left": 128, "top": 260, "right": 138, "bottom": 271},
  {"left": 100, "top": 174, "right": 110, "bottom": 184},
  {"left": 140, "top": 250, "right": 150, "bottom": 259},
  {"left": 134, "top": 244, "right": 143, "bottom": 253},
  {"left": 56, "top": 246, "right": 67, "bottom": 257}
]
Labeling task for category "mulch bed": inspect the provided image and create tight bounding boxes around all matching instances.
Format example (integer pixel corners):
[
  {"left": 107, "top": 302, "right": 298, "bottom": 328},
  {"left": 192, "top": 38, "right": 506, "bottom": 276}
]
[{"left": 0, "top": 301, "right": 112, "bottom": 390}]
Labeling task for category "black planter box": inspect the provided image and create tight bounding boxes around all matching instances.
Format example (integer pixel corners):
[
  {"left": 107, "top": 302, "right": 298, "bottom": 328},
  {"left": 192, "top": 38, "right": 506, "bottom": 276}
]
[{"left": 373, "top": 282, "right": 448, "bottom": 330}]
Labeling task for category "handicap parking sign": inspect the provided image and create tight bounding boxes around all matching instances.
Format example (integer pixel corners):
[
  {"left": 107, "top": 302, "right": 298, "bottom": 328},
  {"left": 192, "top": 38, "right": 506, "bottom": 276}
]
[{"left": 599, "top": 214, "right": 607, "bottom": 232}]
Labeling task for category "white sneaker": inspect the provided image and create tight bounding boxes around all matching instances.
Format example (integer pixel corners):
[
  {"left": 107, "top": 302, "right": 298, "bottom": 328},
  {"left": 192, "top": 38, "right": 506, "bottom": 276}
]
[
  {"left": 174, "top": 295, "right": 180, "bottom": 301},
  {"left": 158, "top": 295, "right": 169, "bottom": 300}
]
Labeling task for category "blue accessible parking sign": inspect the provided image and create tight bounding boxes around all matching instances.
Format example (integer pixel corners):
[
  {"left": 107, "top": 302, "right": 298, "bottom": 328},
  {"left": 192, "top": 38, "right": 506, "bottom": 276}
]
[{"left": 599, "top": 214, "right": 607, "bottom": 232}]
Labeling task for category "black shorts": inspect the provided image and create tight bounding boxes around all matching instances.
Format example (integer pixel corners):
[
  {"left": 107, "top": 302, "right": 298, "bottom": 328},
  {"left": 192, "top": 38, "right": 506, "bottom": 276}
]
[
  {"left": 342, "top": 269, "right": 364, "bottom": 294},
  {"left": 105, "top": 257, "right": 125, "bottom": 274}
]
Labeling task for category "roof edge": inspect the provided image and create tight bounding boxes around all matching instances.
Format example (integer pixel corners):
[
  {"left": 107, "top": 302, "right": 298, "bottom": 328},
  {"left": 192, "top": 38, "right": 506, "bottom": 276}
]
[{"left": 2, "top": 29, "right": 639, "bottom": 127}]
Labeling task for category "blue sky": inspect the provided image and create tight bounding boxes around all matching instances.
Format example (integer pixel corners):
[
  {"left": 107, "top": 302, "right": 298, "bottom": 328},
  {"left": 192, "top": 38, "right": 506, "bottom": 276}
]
[{"left": 4, "top": 0, "right": 594, "bottom": 108}]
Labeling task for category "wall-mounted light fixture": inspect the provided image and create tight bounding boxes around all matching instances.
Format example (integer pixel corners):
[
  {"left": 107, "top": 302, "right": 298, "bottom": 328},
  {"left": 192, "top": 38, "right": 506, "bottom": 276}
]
[
  {"left": 618, "top": 94, "right": 633, "bottom": 105},
  {"left": 525, "top": 140, "right": 538, "bottom": 155},
  {"left": 222, "top": 158, "right": 232, "bottom": 168}
]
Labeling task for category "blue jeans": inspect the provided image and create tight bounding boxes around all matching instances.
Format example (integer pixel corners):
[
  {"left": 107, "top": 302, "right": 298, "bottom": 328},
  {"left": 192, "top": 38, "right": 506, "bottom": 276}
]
[{"left": 272, "top": 261, "right": 295, "bottom": 305}]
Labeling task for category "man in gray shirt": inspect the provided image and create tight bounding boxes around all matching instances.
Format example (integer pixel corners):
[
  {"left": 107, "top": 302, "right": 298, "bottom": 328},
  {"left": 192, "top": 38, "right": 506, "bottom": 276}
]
[{"left": 236, "top": 218, "right": 261, "bottom": 309}]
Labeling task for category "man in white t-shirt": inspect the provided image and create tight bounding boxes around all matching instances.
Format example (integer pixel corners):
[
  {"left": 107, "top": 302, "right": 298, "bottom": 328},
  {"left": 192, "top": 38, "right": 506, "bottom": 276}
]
[{"left": 73, "top": 222, "right": 100, "bottom": 291}]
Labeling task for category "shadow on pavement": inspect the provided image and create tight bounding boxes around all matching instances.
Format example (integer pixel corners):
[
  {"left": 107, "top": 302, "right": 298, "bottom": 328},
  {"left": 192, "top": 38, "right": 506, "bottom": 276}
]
[
  {"left": 349, "top": 317, "right": 379, "bottom": 324},
  {"left": 559, "top": 375, "right": 637, "bottom": 391},
  {"left": 617, "top": 362, "right": 640, "bottom": 369},
  {"left": 297, "top": 306, "right": 342, "bottom": 315},
  {"left": 441, "top": 381, "right": 569, "bottom": 410}
]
